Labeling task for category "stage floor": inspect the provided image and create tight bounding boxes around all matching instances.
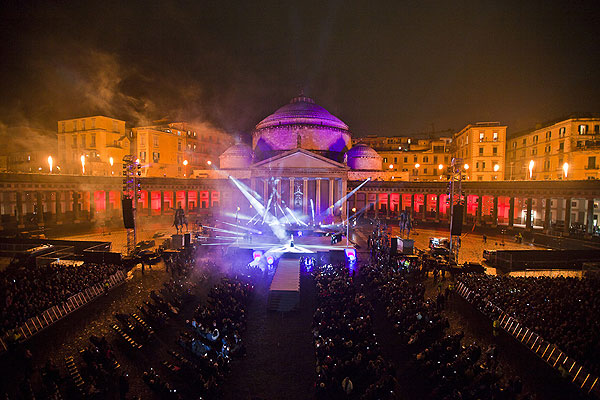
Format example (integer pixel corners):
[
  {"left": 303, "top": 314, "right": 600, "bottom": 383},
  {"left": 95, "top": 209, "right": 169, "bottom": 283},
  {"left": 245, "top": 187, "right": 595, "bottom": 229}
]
[
  {"left": 226, "top": 235, "right": 354, "bottom": 254},
  {"left": 269, "top": 259, "right": 300, "bottom": 292}
]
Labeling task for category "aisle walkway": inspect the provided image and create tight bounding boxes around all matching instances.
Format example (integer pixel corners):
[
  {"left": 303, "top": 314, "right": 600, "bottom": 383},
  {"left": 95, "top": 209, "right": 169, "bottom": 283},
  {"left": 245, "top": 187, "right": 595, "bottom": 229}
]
[{"left": 222, "top": 271, "right": 316, "bottom": 400}]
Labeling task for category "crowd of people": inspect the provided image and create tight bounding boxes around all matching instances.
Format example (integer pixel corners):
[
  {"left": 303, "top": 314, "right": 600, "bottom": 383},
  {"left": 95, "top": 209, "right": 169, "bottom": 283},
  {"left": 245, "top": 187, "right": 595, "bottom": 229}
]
[
  {"left": 0, "top": 262, "right": 122, "bottom": 335},
  {"left": 458, "top": 273, "right": 600, "bottom": 377},
  {"left": 179, "top": 277, "right": 252, "bottom": 397},
  {"left": 312, "top": 263, "right": 399, "bottom": 399},
  {"left": 361, "top": 225, "right": 525, "bottom": 399}
]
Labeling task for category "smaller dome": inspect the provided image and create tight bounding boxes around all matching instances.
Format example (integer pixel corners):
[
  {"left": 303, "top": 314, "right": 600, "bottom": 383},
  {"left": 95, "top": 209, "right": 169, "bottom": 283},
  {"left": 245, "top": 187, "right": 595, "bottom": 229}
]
[
  {"left": 346, "top": 144, "right": 380, "bottom": 159},
  {"left": 346, "top": 144, "right": 382, "bottom": 171},
  {"left": 219, "top": 143, "right": 253, "bottom": 169}
]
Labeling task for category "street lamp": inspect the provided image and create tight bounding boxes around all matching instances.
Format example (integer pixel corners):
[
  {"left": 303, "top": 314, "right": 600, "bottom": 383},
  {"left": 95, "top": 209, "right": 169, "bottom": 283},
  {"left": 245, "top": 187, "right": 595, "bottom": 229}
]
[
  {"left": 493, "top": 164, "right": 500, "bottom": 172},
  {"left": 415, "top": 163, "right": 420, "bottom": 169},
  {"left": 438, "top": 164, "right": 444, "bottom": 170},
  {"left": 464, "top": 163, "right": 469, "bottom": 170},
  {"left": 109, "top": 157, "right": 114, "bottom": 166},
  {"left": 207, "top": 160, "right": 212, "bottom": 166},
  {"left": 47, "top": 156, "right": 53, "bottom": 173},
  {"left": 563, "top": 162, "right": 569, "bottom": 179},
  {"left": 389, "top": 164, "right": 394, "bottom": 169},
  {"left": 529, "top": 160, "right": 534, "bottom": 179},
  {"left": 183, "top": 159, "right": 188, "bottom": 177},
  {"left": 80, "top": 155, "right": 85, "bottom": 175}
]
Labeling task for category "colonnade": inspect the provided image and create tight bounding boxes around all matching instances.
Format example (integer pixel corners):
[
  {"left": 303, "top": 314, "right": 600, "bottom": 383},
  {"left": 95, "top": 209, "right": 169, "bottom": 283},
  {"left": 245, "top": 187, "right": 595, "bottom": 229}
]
[{"left": 348, "top": 190, "right": 599, "bottom": 235}]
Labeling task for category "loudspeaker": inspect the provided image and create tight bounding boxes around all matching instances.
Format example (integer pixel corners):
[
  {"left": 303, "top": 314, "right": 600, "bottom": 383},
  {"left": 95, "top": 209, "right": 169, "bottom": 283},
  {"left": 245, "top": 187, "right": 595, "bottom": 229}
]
[
  {"left": 451, "top": 204, "right": 464, "bottom": 236},
  {"left": 122, "top": 198, "right": 135, "bottom": 229},
  {"left": 184, "top": 233, "right": 191, "bottom": 247},
  {"left": 390, "top": 237, "right": 398, "bottom": 255}
]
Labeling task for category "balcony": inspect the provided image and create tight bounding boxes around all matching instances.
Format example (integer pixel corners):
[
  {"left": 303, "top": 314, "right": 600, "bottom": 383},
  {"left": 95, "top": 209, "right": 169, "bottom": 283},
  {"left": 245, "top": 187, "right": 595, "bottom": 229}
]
[{"left": 585, "top": 165, "right": 599, "bottom": 170}]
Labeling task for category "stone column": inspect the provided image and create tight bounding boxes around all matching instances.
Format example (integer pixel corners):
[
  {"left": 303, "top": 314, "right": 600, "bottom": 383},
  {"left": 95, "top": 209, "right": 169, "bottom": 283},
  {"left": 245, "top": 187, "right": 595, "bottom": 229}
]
[
  {"left": 36, "top": 191, "right": 45, "bottom": 226},
  {"left": 398, "top": 193, "right": 403, "bottom": 213},
  {"left": 105, "top": 190, "right": 111, "bottom": 218},
  {"left": 89, "top": 191, "right": 95, "bottom": 221},
  {"left": 55, "top": 191, "right": 62, "bottom": 224},
  {"left": 289, "top": 177, "right": 295, "bottom": 208},
  {"left": 374, "top": 192, "right": 379, "bottom": 218},
  {"left": 476, "top": 196, "right": 483, "bottom": 225},
  {"left": 315, "top": 179, "right": 321, "bottom": 216},
  {"left": 508, "top": 197, "right": 515, "bottom": 227},
  {"left": 72, "top": 190, "right": 80, "bottom": 222},
  {"left": 525, "top": 198, "right": 533, "bottom": 230},
  {"left": 15, "top": 191, "right": 24, "bottom": 228},
  {"left": 422, "top": 193, "right": 428, "bottom": 220},
  {"left": 435, "top": 194, "right": 441, "bottom": 222},
  {"left": 328, "top": 178, "right": 334, "bottom": 210},
  {"left": 492, "top": 196, "right": 498, "bottom": 227},
  {"left": 184, "top": 190, "right": 189, "bottom": 211},
  {"left": 172, "top": 190, "right": 177, "bottom": 211},
  {"left": 303, "top": 179, "right": 308, "bottom": 216},
  {"left": 587, "top": 198, "right": 595, "bottom": 234},
  {"left": 564, "top": 198, "right": 572, "bottom": 234},
  {"left": 341, "top": 179, "right": 347, "bottom": 219},
  {"left": 277, "top": 180, "right": 282, "bottom": 205},
  {"left": 410, "top": 193, "right": 415, "bottom": 214},
  {"left": 386, "top": 192, "right": 390, "bottom": 219},
  {"left": 544, "top": 198, "right": 551, "bottom": 232},
  {"left": 160, "top": 191, "right": 165, "bottom": 215}
]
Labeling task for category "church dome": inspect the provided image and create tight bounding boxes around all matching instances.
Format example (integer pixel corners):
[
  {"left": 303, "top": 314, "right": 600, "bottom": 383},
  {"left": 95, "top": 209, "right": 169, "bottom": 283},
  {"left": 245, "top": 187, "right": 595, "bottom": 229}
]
[
  {"left": 346, "top": 144, "right": 382, "bottom": 170},
  {"left": 219, "top": 143, "right": 253, "bottom": 169},
  {"left": 255, "top": 96, "right": 349, "bottom": 131},
  {"left": 252, "top": 95, "right": 352, "bottom": 162}
]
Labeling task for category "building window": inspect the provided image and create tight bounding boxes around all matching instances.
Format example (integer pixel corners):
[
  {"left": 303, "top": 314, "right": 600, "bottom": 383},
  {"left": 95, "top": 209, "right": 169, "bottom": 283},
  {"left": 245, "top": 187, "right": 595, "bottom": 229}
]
[
  {"left": 81, "top": 119, "right": 86, "bottom": 130},
  {"left": 393, "top": 157, "right": 397, "bottom": 163},
  {"left": 512, "top": 142, "right": 517, "bottom": 148},
  {"left": 423, "top": 156, "right": 428, "bottom": 163},
  {"left": 153, "top": 135, "right": 159, "bottom": 147},
  {"left": 559, "top": 142, "right": 564, "bottom": 151},
  {"left": 588, "top": 156, "right": 596, "bottom": 169},
  {"left": 73, "top": 135, "right": 77, "bottom": 148},
  {"left": 478, "top": 176, "right": 483, "bottom": 181},
  {"left": 493, "top": 132, "right": 498, "bottom": 141},
  {"left": 545, "top": 145, "right": 550, "bottom": 153},
  {"left": 153, "top": 152, "right": 160, "bottom": 163},
  {"left": 424, "top": 168, "right": 428, "bottom": 174},
  {"left": 73, "top": 120, "right": 77, "bottom": 131},
  {"left": 178, "top": 140, "right": 182, "bottom": 151},
  {"left": 531, "top": 148, "right": 537, "bottom": 155},
  {"left": 90, "top": 134, "right": 96, "bottom": 147},
  {"left": 476, "top": 161, "right": 479, "bottom": 169},
  {"left": 595, "top": 125, "right": 599, "bottom": 134},
  {"left": 139, "top": 151, "right": 146, "bottom": 162},
  {"left": 522, "top": 138, "right": 527, "bottom": 145},
  {"left": 579, "top": 124, "right": 588, "bottom": 135},
  {"left": 404, "top": 157, "right": 407, "bottom": 163},
  {"left": 433, "top": 155, "right": 438, "bottom": 164},
  {"left": 559, "top": 127, "right": 566, "bottom": 137},
  {"left": 479, "top": 132, "right": 485, "bottom": 142},
  {"left": 61, "top": 122, "right": 66, "bottom": 133},
  {"left": 413, "top": 155, "right": 417, "bottom": 162},
  {"left": 91, "top": 118, "right": 96, "bottom": 129},
  {"left": 479, "top": 147, "right": 484, "bottom": 155},
  {"left": 493, "top": 147, "right": 498, "bottom": 155},
  {"left": 383, "top": 157, "right": 387, "bottom": 163},
  {"left": 140, "top": 135, "right": 146, "bottom": 146},
  {"left": 482, "top": 161, "right": 486, "bottom": 170},
  {"left": 533, "top": 135, "right": 538, "bottom": 143}
]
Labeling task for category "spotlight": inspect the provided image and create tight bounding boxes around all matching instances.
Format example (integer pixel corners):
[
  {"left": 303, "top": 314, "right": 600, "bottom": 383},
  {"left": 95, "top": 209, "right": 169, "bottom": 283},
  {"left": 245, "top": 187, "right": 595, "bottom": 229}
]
[{"left": 267, "top": 256, "right": 274, "bottom": 265}]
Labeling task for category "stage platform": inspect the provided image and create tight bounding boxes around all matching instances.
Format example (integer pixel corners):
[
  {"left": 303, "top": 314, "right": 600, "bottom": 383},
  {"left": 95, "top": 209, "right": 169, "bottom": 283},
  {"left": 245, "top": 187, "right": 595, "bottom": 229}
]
[
  {"left": 267, "top": 259, "right": 300, "bottom": 312},
  {"left": 228, "top": 235, "right": 353, "bottom": 254}
]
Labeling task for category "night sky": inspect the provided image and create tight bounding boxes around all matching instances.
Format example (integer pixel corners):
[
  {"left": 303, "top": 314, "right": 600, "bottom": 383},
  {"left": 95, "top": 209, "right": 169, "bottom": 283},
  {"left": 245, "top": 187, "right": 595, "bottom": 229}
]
[{"left": 1, "top": 0, "right": 599, "bottom": 139}]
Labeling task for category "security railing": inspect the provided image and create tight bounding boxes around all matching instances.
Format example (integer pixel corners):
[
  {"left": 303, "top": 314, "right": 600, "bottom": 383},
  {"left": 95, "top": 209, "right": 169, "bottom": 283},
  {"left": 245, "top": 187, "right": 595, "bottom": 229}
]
[
  {"left": 455, "top": 281, "right": 599, "bottom": 397},
  {"left": 0, "top": 269, "right": 126, "bottom": 354}
]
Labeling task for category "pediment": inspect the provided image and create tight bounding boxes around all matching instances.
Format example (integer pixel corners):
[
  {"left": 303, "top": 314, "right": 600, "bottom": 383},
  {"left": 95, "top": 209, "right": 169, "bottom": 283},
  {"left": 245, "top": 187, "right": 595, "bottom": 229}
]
[{"left": 252, "top": 149, "right": 346, "bottom": 170}]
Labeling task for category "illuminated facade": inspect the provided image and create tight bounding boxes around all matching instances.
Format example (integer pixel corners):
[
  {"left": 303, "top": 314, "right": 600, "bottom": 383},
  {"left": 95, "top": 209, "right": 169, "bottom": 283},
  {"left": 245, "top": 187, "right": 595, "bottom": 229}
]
[
  {"left": 57, "top": 116, "right": 129, "bottom": 176},
  {"left": 354, "top": 136, "right": 452, "bottom": 181},
  {"left": 133, "top": 122, "right": 232, "bottom": 178},
  {"left": 506, "top": 116, "right": 600, "bottom": 181},
  {"left": 453, "top": 122, "right": 507, "bottom": 181}
]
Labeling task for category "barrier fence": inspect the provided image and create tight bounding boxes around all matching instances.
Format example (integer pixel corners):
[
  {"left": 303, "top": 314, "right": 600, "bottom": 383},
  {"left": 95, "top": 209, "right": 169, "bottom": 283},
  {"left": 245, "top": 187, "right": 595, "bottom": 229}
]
[
  {"left": 455, "top": 281, "right": 599, "bottom": 397},
  {"left": 0, "top": 269, "right": 127, "bottom": 354}
]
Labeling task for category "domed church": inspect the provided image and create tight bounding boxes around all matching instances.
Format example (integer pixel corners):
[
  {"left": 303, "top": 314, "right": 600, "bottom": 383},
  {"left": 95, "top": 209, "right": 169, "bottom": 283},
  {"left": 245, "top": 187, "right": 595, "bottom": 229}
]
[{"left": 216, "top": 94, "right": 388, "bottom": 221}]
